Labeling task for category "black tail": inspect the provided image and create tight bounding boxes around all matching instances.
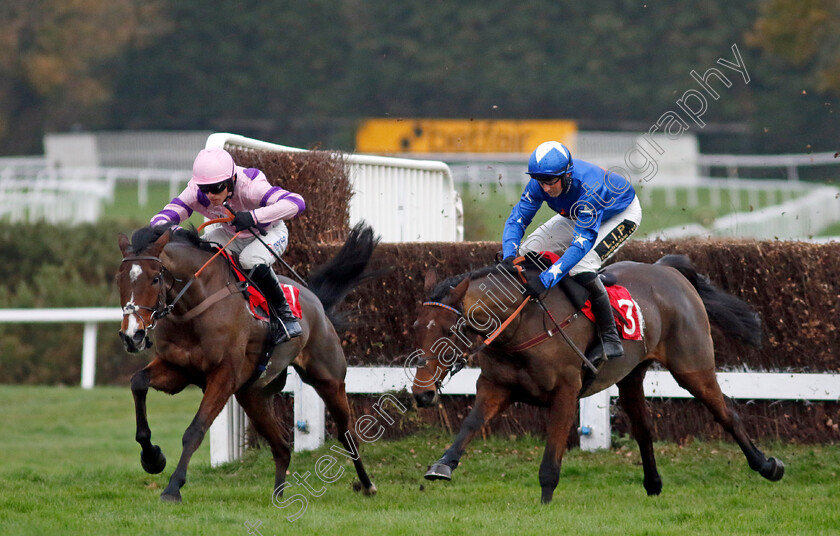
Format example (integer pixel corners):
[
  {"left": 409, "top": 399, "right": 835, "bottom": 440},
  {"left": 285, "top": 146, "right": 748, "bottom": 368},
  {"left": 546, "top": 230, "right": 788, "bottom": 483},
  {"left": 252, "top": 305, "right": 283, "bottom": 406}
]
[
  {"left": 307, "top": 222, "right": 380, "bottom": 323},
  {"left": 655, "top": 254, "right": 763, "bottom": 348}
]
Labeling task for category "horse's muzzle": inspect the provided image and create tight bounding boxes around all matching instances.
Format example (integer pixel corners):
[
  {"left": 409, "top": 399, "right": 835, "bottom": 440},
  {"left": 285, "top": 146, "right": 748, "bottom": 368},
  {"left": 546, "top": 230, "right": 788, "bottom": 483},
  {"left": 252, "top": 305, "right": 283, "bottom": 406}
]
[
  {"left": 119, "top": 329, "right": 151, "bottom": 353},
  {"left": 414, "top": 389, "right": 438, "bottom": 408}
]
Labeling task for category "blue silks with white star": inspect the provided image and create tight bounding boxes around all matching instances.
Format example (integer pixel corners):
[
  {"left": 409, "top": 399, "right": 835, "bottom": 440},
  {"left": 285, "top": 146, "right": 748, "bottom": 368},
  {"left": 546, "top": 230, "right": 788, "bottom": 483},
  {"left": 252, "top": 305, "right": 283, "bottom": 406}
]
[{"left": 502, "top": 159, "right": 636, "bottom": 288}]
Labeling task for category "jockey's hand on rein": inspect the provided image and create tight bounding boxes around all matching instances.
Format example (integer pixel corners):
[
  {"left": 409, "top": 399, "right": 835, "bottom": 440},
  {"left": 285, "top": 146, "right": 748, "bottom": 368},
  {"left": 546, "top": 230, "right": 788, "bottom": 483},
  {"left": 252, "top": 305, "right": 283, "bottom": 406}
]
[
  {"left": 500, "top": 255, "right": 517, "bottom": 270},
  {"left": 231, "top": 211, "right": 257, "bottom": 232},
  {"left": 522, "top": 270, "right": 547, "bottom": 299}
]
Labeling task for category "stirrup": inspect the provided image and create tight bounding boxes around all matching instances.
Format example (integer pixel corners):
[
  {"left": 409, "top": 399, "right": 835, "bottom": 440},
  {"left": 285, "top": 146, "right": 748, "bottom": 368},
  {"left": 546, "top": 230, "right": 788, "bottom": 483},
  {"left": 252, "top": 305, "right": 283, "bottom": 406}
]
[{"left": 602, "top": 338, "right": 624, "bottom": 360}]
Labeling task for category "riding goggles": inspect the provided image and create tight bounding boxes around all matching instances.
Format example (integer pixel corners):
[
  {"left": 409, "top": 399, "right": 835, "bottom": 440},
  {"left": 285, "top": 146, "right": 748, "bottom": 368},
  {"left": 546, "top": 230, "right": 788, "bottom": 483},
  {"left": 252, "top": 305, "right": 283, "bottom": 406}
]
[
  {"left": 532, "top": 174, "right": 563, "bottom": 186},
  {"left": 198, "top": 178, "right": 234, "bottom": 195}
]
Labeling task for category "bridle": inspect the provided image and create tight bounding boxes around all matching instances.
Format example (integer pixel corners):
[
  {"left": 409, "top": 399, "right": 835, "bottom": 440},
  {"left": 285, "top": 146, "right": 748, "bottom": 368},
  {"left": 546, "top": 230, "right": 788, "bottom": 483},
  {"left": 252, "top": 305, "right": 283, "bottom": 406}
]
[
  {"left": 120, "top": 255, "right": 182, "bottom": 332},
  {"left": 418, "top": 301, "right": 471, "bottom": 389}
]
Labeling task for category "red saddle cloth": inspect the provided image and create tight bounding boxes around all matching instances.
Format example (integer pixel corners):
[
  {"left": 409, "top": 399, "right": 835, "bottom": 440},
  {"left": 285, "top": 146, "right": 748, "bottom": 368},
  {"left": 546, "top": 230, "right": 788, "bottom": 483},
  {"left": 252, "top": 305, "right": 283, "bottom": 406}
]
[
  {"left": 218, "top": 250, "right": 302, "bottom": 321},
  {"left": 581, "top": 285, "right": 643, "bottom": 341},
  {"left": 533, "top": 251, "right": 643, "bottom": 341}
]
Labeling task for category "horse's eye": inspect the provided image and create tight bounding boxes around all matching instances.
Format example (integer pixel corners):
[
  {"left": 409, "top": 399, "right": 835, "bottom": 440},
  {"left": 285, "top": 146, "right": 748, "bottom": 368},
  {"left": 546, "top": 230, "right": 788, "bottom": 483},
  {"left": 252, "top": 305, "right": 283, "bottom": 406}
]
[{"left": 152, "top": 275, "right": 161, "bottom": 284}]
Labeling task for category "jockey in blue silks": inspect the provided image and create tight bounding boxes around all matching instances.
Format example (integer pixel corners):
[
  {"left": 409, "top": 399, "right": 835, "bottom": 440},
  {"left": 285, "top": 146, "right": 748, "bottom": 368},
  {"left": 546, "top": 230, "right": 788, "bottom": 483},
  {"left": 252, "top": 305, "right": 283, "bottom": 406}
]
[{"left": 502, "top": 141, "right": 642, "bottom": 361}]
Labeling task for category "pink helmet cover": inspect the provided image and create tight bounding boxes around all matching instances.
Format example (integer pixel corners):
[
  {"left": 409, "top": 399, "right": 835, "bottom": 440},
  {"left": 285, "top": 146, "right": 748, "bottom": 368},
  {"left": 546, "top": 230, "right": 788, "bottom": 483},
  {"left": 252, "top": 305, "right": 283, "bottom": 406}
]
[{"left": 191, "top": 147, "right": 235, "bottom": 185}]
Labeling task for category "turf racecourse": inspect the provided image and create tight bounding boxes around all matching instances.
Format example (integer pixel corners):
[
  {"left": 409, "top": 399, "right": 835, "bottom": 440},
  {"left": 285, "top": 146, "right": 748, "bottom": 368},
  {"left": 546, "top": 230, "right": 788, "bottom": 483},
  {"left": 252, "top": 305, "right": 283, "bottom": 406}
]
[{"left": 1, "top": 386, "right": 838, "bottom": 535}]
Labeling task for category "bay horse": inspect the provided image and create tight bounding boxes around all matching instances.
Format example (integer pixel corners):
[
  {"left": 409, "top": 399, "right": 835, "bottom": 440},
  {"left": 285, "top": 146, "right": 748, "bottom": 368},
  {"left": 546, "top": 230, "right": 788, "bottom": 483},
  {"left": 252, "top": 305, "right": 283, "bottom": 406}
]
[
  {"left": 116, "top": 223, "right": 377, "bottom": 502},
  {"left": 411, "top": 254, "right": 784, "bottom": 504}
]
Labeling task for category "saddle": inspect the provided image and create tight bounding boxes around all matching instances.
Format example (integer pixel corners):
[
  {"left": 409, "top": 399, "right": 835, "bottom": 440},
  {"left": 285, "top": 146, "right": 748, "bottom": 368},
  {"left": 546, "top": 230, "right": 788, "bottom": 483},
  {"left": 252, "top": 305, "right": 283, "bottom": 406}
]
[
  {"left": 216, "top": 249, "right": 302, "bottom": 321},
  {"left": 518, "top": 251, "right": 642, "bottom": 341}
]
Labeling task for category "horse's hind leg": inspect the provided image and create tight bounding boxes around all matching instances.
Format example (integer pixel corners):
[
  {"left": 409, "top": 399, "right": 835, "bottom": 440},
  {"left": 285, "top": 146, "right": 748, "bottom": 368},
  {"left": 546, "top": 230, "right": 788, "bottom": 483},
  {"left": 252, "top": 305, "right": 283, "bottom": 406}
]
[
  {"left": 616, "top": 363, "right": 662, "bottom": 496},
  {"left": 235, "top": 387, "right": 292, "bottom": 495},
  {"left": 131, "top": 357, "right": 190, "bottom": 475},
  {"left": 300, "top": 367, "right": 376, "bottom": 495},
  {"left": 670, "top": 368, "right": 784, "bottom": 481}
]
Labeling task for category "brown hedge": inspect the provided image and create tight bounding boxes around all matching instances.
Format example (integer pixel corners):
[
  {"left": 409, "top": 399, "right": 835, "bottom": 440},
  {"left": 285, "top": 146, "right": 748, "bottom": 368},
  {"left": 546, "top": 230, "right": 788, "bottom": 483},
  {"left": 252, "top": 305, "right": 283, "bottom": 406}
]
[
  {"left": 270, "top": 239, "right": 840, "bottom": 445},
  {"left": 226, "top": 147, "right": 352, "bottom": 244},
  {"left": 286, "top": 239, "right": 840, "bottom": 372}
]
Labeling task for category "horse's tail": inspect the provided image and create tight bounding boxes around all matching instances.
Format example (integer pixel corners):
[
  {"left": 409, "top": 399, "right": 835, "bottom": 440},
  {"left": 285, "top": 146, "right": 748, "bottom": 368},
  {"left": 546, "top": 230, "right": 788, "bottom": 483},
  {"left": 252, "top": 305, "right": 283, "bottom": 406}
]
[
  {"left": 655, "top": 254, "right": 763, "bottom": 348},
  {"left": 307, "top": 222, "right": 380, "bottom": 324}
]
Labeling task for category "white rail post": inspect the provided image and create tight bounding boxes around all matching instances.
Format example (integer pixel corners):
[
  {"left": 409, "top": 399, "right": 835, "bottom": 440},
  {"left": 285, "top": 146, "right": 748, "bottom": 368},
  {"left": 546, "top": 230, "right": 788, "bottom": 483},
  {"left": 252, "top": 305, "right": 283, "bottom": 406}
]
[
  {"left": 291, "top": 369, "right": 325, "bottom": 452},
  {"left": 578, "top": 390, "right": 612, "bottom": 451},
  {"left": 81, "top": 321, "right": 98, "bottom": 389}
]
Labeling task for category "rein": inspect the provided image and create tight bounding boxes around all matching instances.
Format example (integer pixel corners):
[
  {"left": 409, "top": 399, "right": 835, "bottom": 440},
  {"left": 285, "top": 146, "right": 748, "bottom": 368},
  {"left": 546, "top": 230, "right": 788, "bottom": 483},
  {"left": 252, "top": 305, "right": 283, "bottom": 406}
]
[
  {"left": 421, "top": 287, "right": 595, "bottom": 379},
  {"left": 120, "top": 238, "right": 245, "bottom": 331}
]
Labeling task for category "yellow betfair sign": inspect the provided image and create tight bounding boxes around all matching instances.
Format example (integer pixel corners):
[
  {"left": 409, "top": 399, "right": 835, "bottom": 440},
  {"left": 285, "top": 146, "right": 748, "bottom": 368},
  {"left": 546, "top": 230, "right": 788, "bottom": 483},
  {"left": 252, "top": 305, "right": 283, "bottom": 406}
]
[{"left": 356, "top": 119, "right": 577, "bottom": 153}]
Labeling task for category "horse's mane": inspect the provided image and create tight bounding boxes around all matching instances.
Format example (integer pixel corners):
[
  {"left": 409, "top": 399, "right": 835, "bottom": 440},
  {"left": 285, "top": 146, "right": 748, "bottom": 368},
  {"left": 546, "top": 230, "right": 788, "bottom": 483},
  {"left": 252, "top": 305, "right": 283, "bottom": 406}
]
[
  {"left": 427, "top": 264, "right": 521, "bottom": 302},
  {"left": 129, "top": 224, "right": 216, "bottom": 254},
  {"left": 426, "top": 253, "right": 553, "bottom": 302}
]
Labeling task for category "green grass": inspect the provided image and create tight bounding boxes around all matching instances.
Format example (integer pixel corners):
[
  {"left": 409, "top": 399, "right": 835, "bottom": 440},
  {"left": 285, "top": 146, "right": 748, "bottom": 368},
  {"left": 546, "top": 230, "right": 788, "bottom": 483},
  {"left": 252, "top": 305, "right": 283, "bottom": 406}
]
[
  {"left": 103, "top": 182, "right": 204, "bottom": 228},
  {"left": 458, "top": 183, "right": 806, "bottom": 241},
  {"left": 1, "top": 386, "right": 838, "bottom": 535},
  {"left": 817, "top": 220, "right": 840, "bottom": 237}
]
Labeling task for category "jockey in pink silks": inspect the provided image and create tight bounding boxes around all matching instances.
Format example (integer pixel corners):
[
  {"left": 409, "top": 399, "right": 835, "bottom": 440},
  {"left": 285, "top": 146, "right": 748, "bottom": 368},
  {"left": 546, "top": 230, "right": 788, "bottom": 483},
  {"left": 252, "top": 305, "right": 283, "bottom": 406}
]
[{"left": 150, "top": 147, "right": 305, "bottom": 343}]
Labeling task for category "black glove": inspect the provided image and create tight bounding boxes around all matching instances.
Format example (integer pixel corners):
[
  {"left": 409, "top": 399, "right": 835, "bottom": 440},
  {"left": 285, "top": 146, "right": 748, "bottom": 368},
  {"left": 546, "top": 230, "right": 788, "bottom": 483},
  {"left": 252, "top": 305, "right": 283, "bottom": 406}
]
[
  {"left": 499, "top": 255, "right": 517, "bottom": 270},
  {"left": 522, "top": 271, "right": 547, "bottom": 299},
  {"left": 230, "top": 211, "right": 256, "bottom": 232}
]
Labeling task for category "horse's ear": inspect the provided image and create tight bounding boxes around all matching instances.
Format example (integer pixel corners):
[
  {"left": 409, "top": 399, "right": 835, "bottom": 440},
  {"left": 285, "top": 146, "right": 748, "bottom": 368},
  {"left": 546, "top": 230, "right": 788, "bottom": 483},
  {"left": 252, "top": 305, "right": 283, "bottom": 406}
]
[
  {"left": 118, "top": 233, "right": 131, "bottom": 256},
  {"left": 450, "top": 277, "right": 470, "bottom": 304},
  {"left": 149, "top": 230, "right": 172, "bottom": 256},
  {"left": 423, "top": 268, "right": 439, "bottom": 294}
]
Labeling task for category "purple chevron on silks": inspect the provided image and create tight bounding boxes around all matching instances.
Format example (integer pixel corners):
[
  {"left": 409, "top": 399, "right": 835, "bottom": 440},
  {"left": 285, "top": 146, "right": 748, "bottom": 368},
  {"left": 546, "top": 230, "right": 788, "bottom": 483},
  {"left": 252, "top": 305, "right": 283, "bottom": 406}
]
[{"left": 149, "top": 166, "right": 305, "bottom": 236}]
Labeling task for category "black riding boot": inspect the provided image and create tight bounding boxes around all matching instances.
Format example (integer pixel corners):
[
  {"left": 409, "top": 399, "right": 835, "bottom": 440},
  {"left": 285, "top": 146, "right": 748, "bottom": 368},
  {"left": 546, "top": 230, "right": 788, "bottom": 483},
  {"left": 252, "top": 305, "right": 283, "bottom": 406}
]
[
  {"left": 250, "top": 264, "right": 302, "bottom": 344},
  {"left": 574, "top": 272, "right": 624, "bottom": 363}
]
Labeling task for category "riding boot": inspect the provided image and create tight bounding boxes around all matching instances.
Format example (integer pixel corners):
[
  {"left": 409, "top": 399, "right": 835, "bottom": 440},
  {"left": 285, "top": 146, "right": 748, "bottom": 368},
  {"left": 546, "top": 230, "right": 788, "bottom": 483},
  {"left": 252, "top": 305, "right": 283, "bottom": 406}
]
[
  {"left": 574, "top": 272, "right": 624, "bottom": 364},
  {"left": 250, "top": 264, "right": 302, "bottom": 344}
]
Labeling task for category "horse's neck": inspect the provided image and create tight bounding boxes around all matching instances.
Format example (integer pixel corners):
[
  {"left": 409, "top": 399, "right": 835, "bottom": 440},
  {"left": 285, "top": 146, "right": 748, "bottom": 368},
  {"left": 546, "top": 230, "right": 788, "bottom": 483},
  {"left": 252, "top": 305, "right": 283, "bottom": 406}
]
[
  {"left": 462, "top": 275, "right": 525, "bottom": 338},
  {"left": 162, "top": 245, "right": 229, "bottom": 310}
]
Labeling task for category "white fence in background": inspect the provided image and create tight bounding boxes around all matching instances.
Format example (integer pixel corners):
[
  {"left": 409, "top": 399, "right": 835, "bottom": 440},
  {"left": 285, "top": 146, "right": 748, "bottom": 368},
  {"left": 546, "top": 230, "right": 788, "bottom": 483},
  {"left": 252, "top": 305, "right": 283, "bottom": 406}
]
[
  {"left": 210, "top": 366, "right": 840, "bottom": 465},
  {"left": 652, "top": 184, "right": 840, "bottom": 240},
  {"left": 0, "top": 308, "right": 121, "bottom": 389},
  {"left": 0, "top": 161, "right": 191, "bottom": 224},
  {"left": 206, "top": 133, "right": 463, "bottom": 243},
  {"left": 698, "top": 151, "right": 840, "bottom": 181}
]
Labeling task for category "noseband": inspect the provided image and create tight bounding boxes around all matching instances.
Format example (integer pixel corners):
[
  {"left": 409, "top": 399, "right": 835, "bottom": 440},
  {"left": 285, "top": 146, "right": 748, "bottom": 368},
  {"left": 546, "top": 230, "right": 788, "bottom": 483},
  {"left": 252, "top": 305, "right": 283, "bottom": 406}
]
[
  {"left": 420, "top": 301, "right": 470, "bottom": 388},
  {"left": 120, "top": 255, "right": 180, "bottom": 332}
]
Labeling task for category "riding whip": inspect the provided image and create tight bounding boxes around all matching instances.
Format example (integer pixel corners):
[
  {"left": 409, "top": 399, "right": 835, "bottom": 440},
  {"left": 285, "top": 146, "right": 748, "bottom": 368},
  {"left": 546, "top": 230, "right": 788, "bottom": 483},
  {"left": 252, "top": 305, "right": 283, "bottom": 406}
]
[{"left": 223, "top": 203, "right": 308, "bottom": 287}]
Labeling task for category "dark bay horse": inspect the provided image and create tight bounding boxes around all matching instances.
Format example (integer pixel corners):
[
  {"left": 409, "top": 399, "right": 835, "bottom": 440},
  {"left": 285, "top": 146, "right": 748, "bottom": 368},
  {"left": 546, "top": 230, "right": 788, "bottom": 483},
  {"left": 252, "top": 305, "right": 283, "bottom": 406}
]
[
  {"left": 411, "top": 254, "right": 784, "bottom": 504},
  {"left": 116, "top": 224, "right": 377, "bottom": 502}
]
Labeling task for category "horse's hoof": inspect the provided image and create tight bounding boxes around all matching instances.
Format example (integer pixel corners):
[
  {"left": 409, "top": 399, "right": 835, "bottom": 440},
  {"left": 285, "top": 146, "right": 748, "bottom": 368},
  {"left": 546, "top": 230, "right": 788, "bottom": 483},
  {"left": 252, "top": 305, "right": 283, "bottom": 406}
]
[
  {"left": 644, "top": 477, "right": 663, "bottom": 496},
  {"left": 140, "top": 446, "right": 166, "bottom": 474},
  {"left": 160, "top": 491, "right": 182, "bottom": 503},
  {"left": 759, "top": 457, "right": 785, "bottom": 481},
  {"left": 424, "top": 463, "right": 452, "bottom": 481},
  {"left": 363, "top": 484, "right": 377, "bottom": 496}
]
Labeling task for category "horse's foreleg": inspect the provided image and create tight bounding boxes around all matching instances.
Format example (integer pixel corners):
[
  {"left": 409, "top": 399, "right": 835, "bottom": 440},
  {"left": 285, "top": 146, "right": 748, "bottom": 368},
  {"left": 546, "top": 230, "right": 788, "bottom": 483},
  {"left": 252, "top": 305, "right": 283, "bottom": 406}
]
[
  {"left": 160, "top": 366, "right": 236, "bottom": 502},
  {"left": 131, "top": 358, "right": 190, "bottom": 475},
  {"left": 538, "top": 386, "right": 578, "bottom": 505},
  {"left": 426, "top": 378, "right": 511, "bottom": 481},
  {"left": 616, "top": 363, "right": 662, "bottom": 496},
  {"left": 670, "top": 368, "right": 784, "bottom": 482}
]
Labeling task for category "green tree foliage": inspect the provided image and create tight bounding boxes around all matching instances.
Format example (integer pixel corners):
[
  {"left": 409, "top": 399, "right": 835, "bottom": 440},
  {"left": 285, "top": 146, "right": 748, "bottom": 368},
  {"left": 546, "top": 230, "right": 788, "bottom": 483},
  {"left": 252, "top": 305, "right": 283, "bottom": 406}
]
[
  {"left": 749, "top": 0, "right": 840, "bottom": 94},
  {"left": 0, "top": 0, "right": 167, "bottom": 153},
  {"left": 0, "top": 223, "right": 141, "bottom": 385},
  {"left": 2, "top": 1, "right": 839, "bottom": 154}
]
